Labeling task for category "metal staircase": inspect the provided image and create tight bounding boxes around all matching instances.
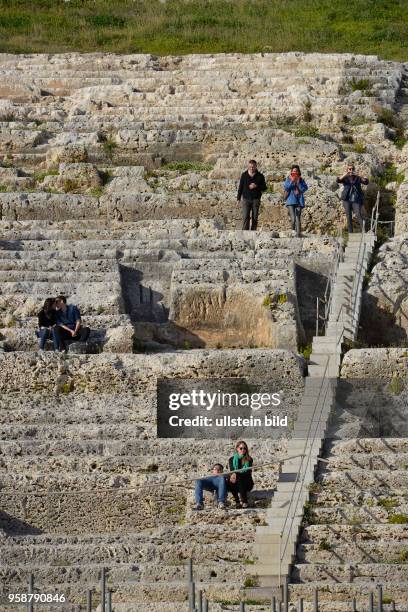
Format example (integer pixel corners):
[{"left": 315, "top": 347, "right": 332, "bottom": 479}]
[{"left": 252, "top": 197, "right": 379, "bottom": 589}]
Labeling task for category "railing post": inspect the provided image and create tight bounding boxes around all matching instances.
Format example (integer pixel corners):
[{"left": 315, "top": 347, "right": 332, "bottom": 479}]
[
  {"left": 314, "top": 587, "right": 318, "bottom": 612},
  {"left": 377, "top": 584, "right": 383, "bottom": 612},
  {"left": 240, "top": 602, "right": 245, "bottom": 612},
  {"left": 198, "top": 589, "right": 203, "bottom": 612},
  {"left": 316, "top": 297, "right": 319, "bottom": 337},
  {"left": 352, "top": 597, "right": 357, "bottom": 611},
  {"left": 107, "top": 590, "right": 112, "bottom": 612},
  {"left": 369, "top": 591, "right": 374, "bottom": 612},
  {"left": 283, "top": 582, "right": 289, "bottom": 612},
  {"left": 203, "top": 595, "right": 209, "bottom": 612},
  {"left": 100, "top": 567, "right": 106, "bottom": 612},
  {"left": 87, "top": 589, "right": 92, "bottom": 612},
  {"left": 278, "top": 533, "right": 282, "bottom": 588},
  {"left": 189, "top": 581, "right": 196, "bottom": 612},
  {"left": 271, "top": 595, "right": 276, "bottom": 611},
  {"left": 297, "top": 598, "right": 303, "bottom": 612},
  {"left": 391, "top": 601, "right": 396, "bottom": 612},
  {"left": 187, "top": 558, "right": 193, "bottom": 583},
  {"left": 27, "top": 574, "right": 34, "bottom": 612}
]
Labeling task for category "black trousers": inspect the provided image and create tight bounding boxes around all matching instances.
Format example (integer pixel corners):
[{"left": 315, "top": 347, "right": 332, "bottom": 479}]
[
  {"left": 59, "top": 326, "right": 90, "bottom": 349},
  {"left": 342, "top": 200, "right": 364, "bottom": 233},
  {"left": 227, "top": 476, "right": 253, "bottom": 504},
  {"left": 242, "top": 198, "right": 260, "bottom": 230}
]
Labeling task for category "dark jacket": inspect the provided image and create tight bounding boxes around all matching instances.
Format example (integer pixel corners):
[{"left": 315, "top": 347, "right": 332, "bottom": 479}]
[
  {"left": 38, "top": 309, "right": 57, "bottom": 329},
  {"left": 228, "top": 455, "right": 254, "bottom": 489},
  {"left": 237, "top": 170, "right": 267, "bottom": 201},
  {"left": 337, "top": 175, "right": 368, "bottom": 205}
]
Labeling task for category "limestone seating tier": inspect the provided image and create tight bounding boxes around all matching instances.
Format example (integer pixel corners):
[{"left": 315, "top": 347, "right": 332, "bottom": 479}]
[
  {"left": 0, "top": 220, "right": 338, "bottom": 351},
  {"left": 288, "top": 438, "right": 408, "bottom": 609},
  {"left": 0, "top": 350, "right": 303, "bottom": 608}
]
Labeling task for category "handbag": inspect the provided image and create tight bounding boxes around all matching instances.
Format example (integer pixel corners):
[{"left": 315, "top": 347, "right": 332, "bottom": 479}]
[{"left": 348, "top": 183, "right": 361, "bottom": 204}]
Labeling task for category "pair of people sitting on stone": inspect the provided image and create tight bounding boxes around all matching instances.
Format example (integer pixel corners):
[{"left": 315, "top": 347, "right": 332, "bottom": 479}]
[
  {"left": 37, "top": 295, "right": 90, "bottom": 352},
  {"left": 194, "top": 440, "right": 254, "bottom": 511}
]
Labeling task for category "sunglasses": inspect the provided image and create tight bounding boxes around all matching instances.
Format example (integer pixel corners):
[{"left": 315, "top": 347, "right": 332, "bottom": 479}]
[{"left": 238, "top": 446, "right": 247, "bottom": 451}]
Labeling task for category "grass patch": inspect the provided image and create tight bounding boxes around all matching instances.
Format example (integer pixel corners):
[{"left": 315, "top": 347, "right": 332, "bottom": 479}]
[
  {"left": 294, "top": 125, "right": 321, "bottom": 138},
  {"left": 0, "top": 184, "right": 8, "bottom": 192},
  {"left": 387, "top": 376, "right": 404, "bottom": 396},
  {"left": 395, "top": 549, "right": 408, "bottom": 563},
  {"left": 378, "top": 497, "right": 399, "bottom": 511},
  {"left": 89, "top": 187, "right": 104, "bottom": 197},
  {"left": 33, "top": 168, "right": 59, "bottom": 183},
  {"left": 375, "top": 106, "right": 407, "bottom": 148},
  {"left": 318, "top": 538, "right": 332, "bottom": 551},
  {"left": 352, "top": 142, "right": 367, "bottom": 154},
  {"left": 376, "top": 163, "right": 405, "bottom": 189},
  {"left": 243, "top": 576, "right": 259, "bottom": 588},
  {"left": 299, "top": 343, "right": 312, "bottom": 361},
  {"left": 388, "top": 513, "right": 408, "bottom": 524},
  {"left": 341, "top": 77, "right": 373, "bottom": 96},
  {"left": 1, "top": 1, "right": 408, "bottom": 59},
  {"left": 99, "top": 134, "right": 117, "bottom": 162}
]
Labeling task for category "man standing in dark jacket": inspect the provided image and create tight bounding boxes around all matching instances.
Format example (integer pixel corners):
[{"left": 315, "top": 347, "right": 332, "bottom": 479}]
[{"left": 237, "top": 159, "right": 267, "bottom": 230}]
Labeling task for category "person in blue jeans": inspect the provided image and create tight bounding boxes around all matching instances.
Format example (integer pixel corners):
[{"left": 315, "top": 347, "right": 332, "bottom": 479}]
[
  {"left": 283, "top": 165, "right": 308, "bottom": 237},
  {"left": 37, "top": 298, "right": 61, "bottom": 351},
  {"left": 194, "top": 463, "right": 227, "bottom": 510},
  {"left": 55, "top": 295, "right": 90, "bottom": 351}
]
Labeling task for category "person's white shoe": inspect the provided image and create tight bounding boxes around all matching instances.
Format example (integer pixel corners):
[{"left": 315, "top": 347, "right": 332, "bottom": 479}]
[
  {"left": 193, "top": 503, "right": 204, "bottom": 511},
  {"left": 218, "top": 502, "right": 226, "bottom": 510}
]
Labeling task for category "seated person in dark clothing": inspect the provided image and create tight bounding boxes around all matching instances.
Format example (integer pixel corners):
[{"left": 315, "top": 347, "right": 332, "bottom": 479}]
[
  {"left": 36, "top": 297, "right": 61, "bottom": 351},
  {"left": 55, "top": 295, "right": 90, "bottom": 350},
  {"left": 227, "top": 440, "right": 254, "bottom": 508}
]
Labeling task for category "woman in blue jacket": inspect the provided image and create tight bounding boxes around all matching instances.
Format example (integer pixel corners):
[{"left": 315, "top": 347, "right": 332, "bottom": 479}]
[{"left": 283, "top": 165, "right": 308, "bottom": 237}]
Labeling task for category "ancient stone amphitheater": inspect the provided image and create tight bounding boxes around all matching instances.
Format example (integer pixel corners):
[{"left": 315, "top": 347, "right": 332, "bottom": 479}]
[{"left": 0, "top": 53, "right": 408, "bottom": 611}]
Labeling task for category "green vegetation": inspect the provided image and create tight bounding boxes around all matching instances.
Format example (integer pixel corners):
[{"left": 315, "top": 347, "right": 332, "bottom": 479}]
[
  {"left": 100, "top": 135, "right": 117, "bottom": 161},
  {"left": 243, "top": 576, "right": 259, "bottom": 588},
  {"left": 387, "top": 375, "right": 404, "bottom": 396},
  {"left": 0, "top": 184, "right": 8, "bottom": 192},
  {"left": 262, "top": 295, "right": 271, "bottom": 307},
  {"left": 375, "top": 107, "right": 407, "bottom": 149},
  {"left": 395, "top": 549, "right": 408, "bottom": 563},
  {"left": 0, "top": 112, "right": 17, "bottom": 122},
  {"left": 318, "top": 538, "right": 332, "bottom": 551},
  {"left": 376, "top": 163, "right": 405, "bottom": 189},
  {"left": 294, "top": 125, "right": 321, "bottom": 139},
  {"left": 340, "top": 77, "right": 373, "bottom": 96},
  {"left": 33, "top": 168, "right": 59, "bottom": 183},
  {"left": 378, "top": 497, "right": 399, "bottom": 511},
  {"left": 89, "top": 186, "right": 104, "bottom": 197},
  {"left": 1, "top": 1, "right": 408, "bottom": 59},
  {"left": 299, "top": 343, "right": 312, "bottom": 360},
  {"left": 388, "top": 513, "right": 408, "bottom": 524},
  {"left": 352, "top": 142, "right": 367, "bottom": 154}
]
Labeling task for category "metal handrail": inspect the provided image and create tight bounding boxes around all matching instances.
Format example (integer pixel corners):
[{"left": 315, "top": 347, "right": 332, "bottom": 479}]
[{"left": 278, "top": 198, "right": 380, "bottom": 585}]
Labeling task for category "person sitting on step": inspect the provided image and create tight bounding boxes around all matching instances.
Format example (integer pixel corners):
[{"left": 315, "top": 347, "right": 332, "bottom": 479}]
[
  {"left": 55, "top": 295, "right": 90, "bottom": 352},
  {"left": 36, "top": 297, "right": 61, "bottom": 352},
  {"left": 226, "top": 440, "right": 254, "bottom": 509},
  {"left": 194, "top": 463, "right": 227, "bottom": 511}
]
